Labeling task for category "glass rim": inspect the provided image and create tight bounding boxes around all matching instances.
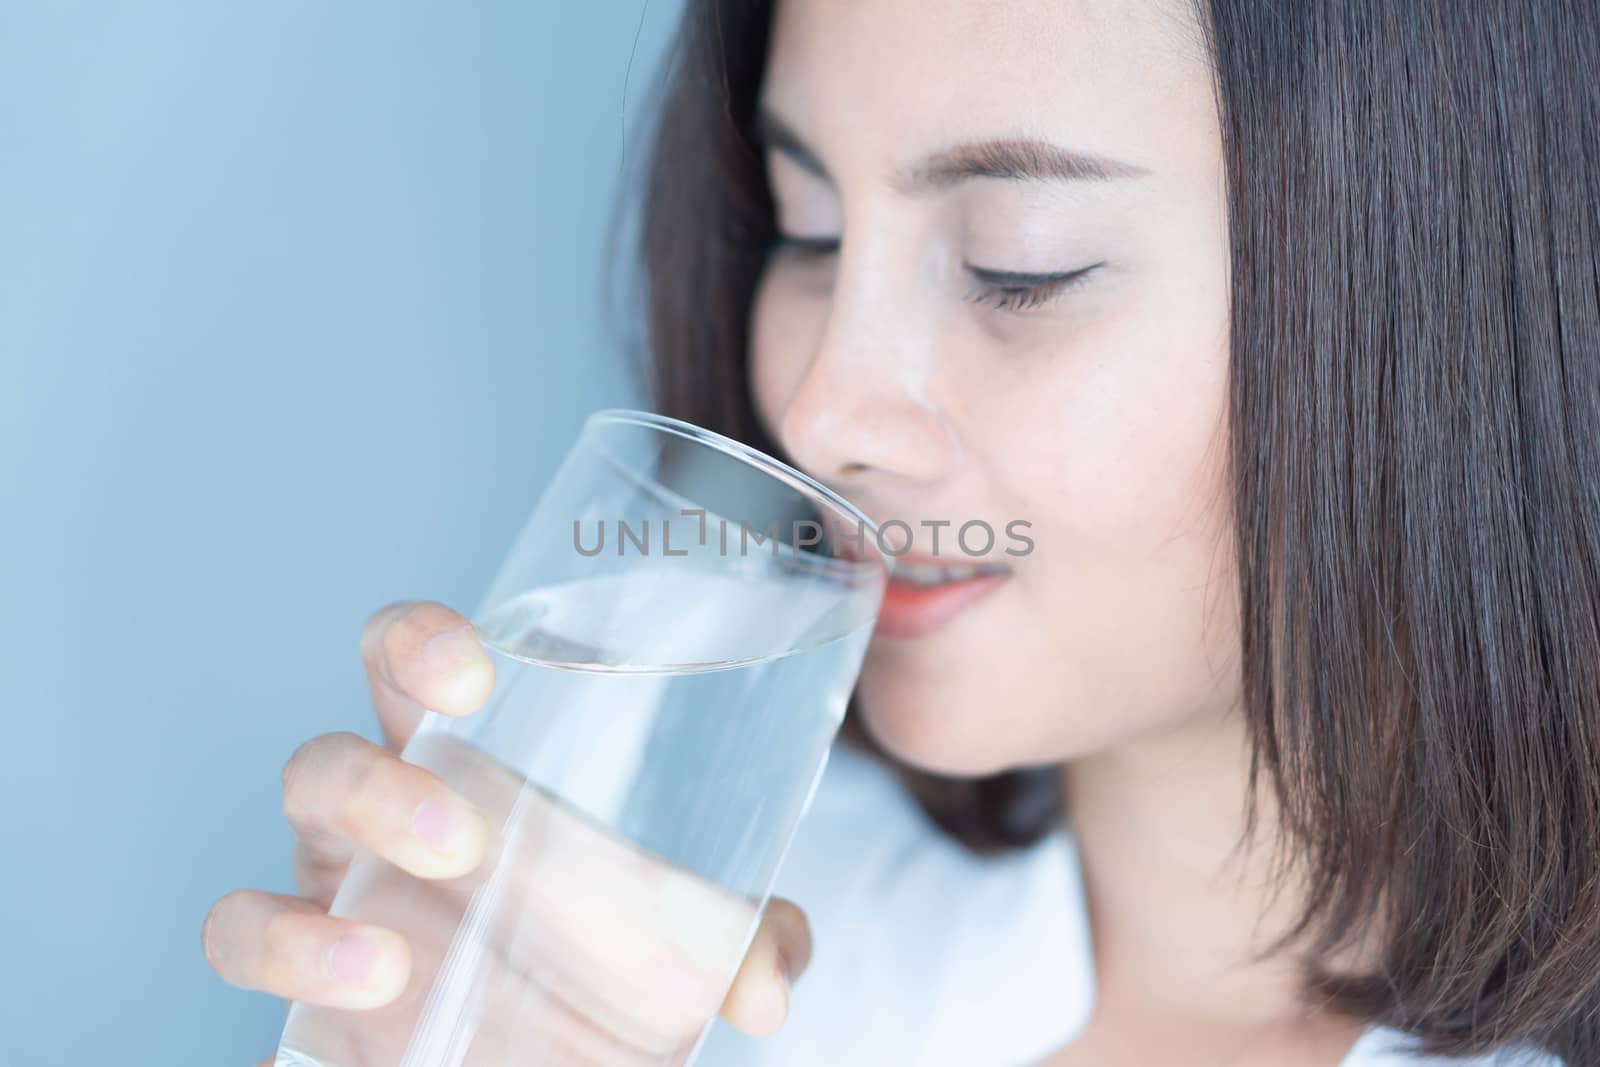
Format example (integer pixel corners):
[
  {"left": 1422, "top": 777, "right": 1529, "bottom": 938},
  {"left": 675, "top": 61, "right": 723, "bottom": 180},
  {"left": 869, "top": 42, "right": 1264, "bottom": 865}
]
[{"left": 585, "top": 408, "right": 891, "bottom": 575}]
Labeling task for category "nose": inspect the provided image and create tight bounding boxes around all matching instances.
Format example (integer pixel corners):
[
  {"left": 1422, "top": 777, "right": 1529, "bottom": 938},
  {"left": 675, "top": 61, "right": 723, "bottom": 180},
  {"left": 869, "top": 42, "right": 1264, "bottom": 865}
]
[{"left": 768, "top": 274, "right": 960, "bottom": 492}]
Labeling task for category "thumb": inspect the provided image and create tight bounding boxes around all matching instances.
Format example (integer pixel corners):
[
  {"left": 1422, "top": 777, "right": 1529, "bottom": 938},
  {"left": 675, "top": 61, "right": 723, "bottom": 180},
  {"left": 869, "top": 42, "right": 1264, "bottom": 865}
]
[{"left": 718, "top": 897, "right": 812, "bottom": 1038}]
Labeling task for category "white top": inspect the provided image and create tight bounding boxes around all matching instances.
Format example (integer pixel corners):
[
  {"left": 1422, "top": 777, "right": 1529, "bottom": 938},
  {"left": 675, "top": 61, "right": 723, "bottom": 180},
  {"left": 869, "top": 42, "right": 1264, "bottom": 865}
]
[{"left": 695, "top": 744, "right": 1563, "bottom": 1067}]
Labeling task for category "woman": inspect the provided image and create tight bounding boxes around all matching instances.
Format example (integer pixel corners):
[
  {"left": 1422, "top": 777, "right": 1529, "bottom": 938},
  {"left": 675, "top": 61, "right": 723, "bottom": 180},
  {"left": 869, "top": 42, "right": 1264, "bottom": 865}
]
[{"left": 203, "top": 0, "right": 1600, "bottom": 1063}]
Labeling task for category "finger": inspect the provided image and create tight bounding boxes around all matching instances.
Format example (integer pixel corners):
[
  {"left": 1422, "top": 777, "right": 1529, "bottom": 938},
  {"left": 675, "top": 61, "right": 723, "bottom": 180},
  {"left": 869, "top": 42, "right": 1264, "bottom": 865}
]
[
  {"left": 359, "top": 601, "right": 495, "bottom": 748},
  {"left": 202, "top": 889, "right": 411, "bottom": 1010},
  {"left": 282, "top": 731, "right": 490, "bottom": 898},
  {"left": 718, "top": 897, "right": 811, "bottom": 1037}
]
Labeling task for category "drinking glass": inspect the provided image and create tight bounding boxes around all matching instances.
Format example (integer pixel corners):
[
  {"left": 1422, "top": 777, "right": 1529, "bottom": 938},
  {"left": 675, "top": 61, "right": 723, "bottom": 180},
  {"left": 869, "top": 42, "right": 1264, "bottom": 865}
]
[{"left": 274, "top": 409, "right": 891, "bottom": 1067}]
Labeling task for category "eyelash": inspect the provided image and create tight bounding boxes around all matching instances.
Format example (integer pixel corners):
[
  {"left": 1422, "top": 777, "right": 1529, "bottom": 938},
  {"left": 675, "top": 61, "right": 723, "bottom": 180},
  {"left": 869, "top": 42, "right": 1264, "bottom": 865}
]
[
  {"left": 964, "top": 264, "right": 1102, "bottom": 313},
  {"left": 771, "top": 234, "right": 840, "bottom": 260},
  {"left": 769, "top": 234, "right": 1099, "bottom": 313}
]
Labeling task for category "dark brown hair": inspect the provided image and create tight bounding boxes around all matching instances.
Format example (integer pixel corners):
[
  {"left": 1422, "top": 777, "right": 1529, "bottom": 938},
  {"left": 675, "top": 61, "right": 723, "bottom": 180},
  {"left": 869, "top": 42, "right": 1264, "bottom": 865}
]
[{"left": 632, "top": 0, "right": 1600, "bottom": 1059}]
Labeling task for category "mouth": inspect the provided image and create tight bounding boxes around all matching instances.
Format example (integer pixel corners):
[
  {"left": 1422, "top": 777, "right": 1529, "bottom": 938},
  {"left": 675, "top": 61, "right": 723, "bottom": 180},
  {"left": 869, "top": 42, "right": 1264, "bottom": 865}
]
[
  {"left": 874, "top": 555, "right": 1013, "bottom": 640},
  {"left": 889, "top": 559, "right": 1012, "bottom": 587}
]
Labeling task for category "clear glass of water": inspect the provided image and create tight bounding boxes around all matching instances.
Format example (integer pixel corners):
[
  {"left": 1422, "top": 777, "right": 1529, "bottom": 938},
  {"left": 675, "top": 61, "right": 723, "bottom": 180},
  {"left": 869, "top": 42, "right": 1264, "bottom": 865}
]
[{"left": 274, "top": 409, "right": 891, "bottom": 1067}]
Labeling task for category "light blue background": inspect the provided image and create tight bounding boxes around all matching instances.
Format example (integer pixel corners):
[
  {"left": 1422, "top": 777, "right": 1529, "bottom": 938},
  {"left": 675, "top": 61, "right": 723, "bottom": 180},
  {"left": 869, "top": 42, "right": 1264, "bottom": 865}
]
[{"left": 0, "top": 3, "right": 688, "bottom": 1062}]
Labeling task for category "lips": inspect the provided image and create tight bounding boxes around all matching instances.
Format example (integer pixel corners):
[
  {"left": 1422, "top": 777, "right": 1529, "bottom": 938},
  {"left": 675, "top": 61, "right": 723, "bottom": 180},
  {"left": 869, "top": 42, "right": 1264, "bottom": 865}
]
[{"left": 873, "top": 554, "right": 1012, "bottom": 640}]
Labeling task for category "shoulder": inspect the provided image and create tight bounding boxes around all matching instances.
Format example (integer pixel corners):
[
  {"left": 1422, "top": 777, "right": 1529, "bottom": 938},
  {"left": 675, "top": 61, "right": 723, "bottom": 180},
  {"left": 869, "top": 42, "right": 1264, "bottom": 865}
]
[
  {"left": 1343, "top": 1028, "right": 1566, "bottom": 1067},
  {"left": 696, "top": 743, "right": 1096, "bottom": 1067}
]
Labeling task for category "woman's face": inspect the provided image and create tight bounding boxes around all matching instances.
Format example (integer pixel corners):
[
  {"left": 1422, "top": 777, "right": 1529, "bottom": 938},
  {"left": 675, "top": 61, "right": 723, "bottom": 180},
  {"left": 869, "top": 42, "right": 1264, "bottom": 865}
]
[{"left": 748, "top": 0, "right": 1239, "bottom": 776}]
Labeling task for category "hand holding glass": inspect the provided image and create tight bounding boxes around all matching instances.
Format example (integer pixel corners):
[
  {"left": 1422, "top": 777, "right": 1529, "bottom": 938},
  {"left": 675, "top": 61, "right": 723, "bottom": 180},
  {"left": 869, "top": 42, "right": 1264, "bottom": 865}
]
[{"left": 274, "top": 410, "right": 890, "bottom": 1067}]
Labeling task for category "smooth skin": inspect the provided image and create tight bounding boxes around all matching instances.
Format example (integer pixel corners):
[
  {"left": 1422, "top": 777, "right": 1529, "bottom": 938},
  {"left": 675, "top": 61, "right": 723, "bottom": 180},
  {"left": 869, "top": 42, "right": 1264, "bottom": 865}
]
[{"left": 202, "top": 601, "right": 812, "bottom": 1065}]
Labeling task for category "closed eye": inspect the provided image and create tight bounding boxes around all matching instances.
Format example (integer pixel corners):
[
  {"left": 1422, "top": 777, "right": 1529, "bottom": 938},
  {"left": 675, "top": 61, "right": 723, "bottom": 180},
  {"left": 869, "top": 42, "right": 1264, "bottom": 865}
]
[
  {"left": 966, "top": 263, "right": 1102, "bottom": 313},
  {"left": 771, "top": 233, "right": 840, "bottom": 259},
  {"left": 766, "top": 236, "right": 1100, "bottom": 314}
]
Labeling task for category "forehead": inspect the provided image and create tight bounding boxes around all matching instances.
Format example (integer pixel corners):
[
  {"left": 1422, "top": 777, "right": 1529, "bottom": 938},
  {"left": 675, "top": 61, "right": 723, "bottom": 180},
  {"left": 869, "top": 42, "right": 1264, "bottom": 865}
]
[{"left": 760, "top": 0, "right": 1215, "bottom": 177}]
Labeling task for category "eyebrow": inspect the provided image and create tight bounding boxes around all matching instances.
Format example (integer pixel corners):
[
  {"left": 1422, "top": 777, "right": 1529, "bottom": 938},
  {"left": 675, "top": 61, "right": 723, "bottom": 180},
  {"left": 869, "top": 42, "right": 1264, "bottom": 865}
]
[{"left": 752, "top": 108, "right": 1148, "bottom": 193}]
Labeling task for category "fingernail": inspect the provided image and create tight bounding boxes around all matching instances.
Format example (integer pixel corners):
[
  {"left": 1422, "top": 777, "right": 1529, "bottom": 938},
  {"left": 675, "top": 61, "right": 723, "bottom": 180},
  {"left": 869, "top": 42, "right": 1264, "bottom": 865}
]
[
  {"left": 327, "top": 935, "right": 377, "bottom": 984},
  {"left": 421, "top": 624, "right": 480, "bottom": 678},
  {"left": 413, "top": 797, "right": 470, "bottom": 855}
]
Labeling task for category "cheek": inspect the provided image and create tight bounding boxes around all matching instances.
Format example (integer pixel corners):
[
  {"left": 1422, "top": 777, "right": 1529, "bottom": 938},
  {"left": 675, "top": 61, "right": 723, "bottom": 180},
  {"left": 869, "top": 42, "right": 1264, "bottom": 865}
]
[
  {"left": 993, "top": 276, "right": 1239, "bottom": 738},
  {"left": 748, "top": 270, "right": 824, "bottom": 442},
  {"left": 856, "top": 270, "right": 1239, "bottom": 769}
]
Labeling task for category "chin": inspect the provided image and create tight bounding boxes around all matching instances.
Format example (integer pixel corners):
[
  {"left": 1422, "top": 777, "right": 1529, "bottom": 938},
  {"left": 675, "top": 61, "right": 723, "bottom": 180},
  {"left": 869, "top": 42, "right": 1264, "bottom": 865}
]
[
  {"left": 852, "top": 649, "right": 1160, "bottom": 778},
  {"left": 852, "top": 664, "right": 1044, "bottom": 779}
]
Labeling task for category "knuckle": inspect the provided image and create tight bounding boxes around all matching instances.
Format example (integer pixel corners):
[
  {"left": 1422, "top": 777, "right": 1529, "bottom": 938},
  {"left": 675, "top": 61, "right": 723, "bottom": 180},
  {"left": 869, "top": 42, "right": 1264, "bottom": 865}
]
[
  {"left": 282, "top": 732, "right": 368, "bottom": 815},
  {"left": 261, "top": 902, "right": 311, "bottom": 957},
  {"left": 292, "top": 837, "right": 340, "bottom": 878},
  {"left": 379, "top": 612, "right": 417, "bottom": 676},
  {"left": 293, "top": 847, "right": 343, "bottom": 907},
  {"left": 359, "top": 600, "right": 416, "bottom": 673},
  {"left": 280, "top": 733, "right": 327, "bottom": 799},
  {"left": 334, "top": 739, "right": 395, "bottom": 826},
  {"left": 280, "top": 736, "right": 322, "bottom": 798},
  {"left": 201, "top": 890, "right": 246, "bottom": 973}
]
